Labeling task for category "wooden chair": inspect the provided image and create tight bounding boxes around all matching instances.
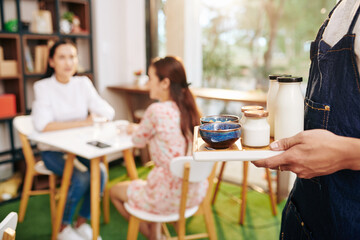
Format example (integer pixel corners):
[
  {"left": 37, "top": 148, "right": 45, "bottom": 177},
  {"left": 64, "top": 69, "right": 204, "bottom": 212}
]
[
  {"left": 0, "top": 212, "right": 17, "bottom": 240},
  {"left": 13, "top": 116, "right": 57, "bottom": 232},
  {"left": 125, "top": 156, "right": 218, "bottom": 240},
  {"left": 211, "top": 161, "right": 277, "bottom": 225}
]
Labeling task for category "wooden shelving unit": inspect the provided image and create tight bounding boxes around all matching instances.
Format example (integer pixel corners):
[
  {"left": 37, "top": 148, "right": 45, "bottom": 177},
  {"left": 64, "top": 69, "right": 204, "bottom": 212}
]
[{"left": 0, "top": 0, "right": 94, "bottom": 190}]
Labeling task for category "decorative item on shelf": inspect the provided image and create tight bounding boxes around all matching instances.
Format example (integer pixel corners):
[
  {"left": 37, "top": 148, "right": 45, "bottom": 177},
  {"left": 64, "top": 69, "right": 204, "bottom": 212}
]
[
  {"left": 4, "top": 19, "right": 18, "bottom": 32},
  {"left": 134, "top": 70, "right": 148, "bottom": 86},
  {"left": 0, "top": 94, "right": 16, "bottom": 117},
  {"left": 30, "top": 10, "right": 53, "bottom": 34},
  {"left": 0, "top": 60, "right": 17, "bottom": 77},
  {"left": 0, "top": 47, "right": 18, "bottom": 77},
  {"left": 134, "top": 70, "right": 142, "bottom": 84},
  {"left": 34, "top": 45, "right": 49, "bottom": 73},
  {"left": 24, "top": 46, "right": 34, "bottom": 73},
  {"left": 72, "top": 16, "right": 87, "bottom": 34},
  {"left": 60, "top": 11, "right": 74, "bottom": 34}
]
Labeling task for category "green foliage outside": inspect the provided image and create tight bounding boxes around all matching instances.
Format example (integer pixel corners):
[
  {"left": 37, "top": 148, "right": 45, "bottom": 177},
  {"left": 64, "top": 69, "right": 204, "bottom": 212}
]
[{"left": 201, "top": 0, "right": 337, "bottom": 91}]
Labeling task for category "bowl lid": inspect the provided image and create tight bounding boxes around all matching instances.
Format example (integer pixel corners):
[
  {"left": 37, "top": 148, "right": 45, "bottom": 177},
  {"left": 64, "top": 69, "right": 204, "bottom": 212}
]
[
  {"left": 244, "top": 110, "right": 269, "bottom": 118},
  {"left": 241, "top": 105, "right": 264, "bottom": 112}
]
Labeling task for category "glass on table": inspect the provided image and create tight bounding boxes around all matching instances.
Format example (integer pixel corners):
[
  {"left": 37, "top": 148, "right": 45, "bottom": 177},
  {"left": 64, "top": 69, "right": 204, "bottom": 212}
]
[
  {"left": 91, "top": 114, "right": 108, "bottom": 140},
  {"left": 92, "top": 114, "right": 108, "bottom": 128},
  {"left": 114, "top": 120, "right": 130, "bottom": 136}
]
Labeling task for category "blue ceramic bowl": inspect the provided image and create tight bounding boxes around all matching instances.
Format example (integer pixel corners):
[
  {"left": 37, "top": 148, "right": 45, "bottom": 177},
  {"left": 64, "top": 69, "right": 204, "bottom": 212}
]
[
  {"left": 200, "top": 115, "right": 239, "bottom": 124},
  {"left": 199, "top": 122, "right": 241, "bottom": 149}
]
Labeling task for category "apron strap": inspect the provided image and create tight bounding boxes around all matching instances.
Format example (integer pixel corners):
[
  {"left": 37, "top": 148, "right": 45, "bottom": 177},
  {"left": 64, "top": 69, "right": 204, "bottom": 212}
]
[
  {"left": 348, "top": 3, "right": 360, "bottom": 34},
  {"left": 315, "top": 0, "right": 343, "bottom": 40},
  {"left": 329, "top": 0, "right": 343, "bottom": 18}
]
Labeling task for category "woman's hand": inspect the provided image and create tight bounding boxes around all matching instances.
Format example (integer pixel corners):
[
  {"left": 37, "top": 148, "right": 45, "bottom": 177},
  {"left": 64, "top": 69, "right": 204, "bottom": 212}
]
[
  {"left": 127, "top": 123, "right": 139, "bottom": 135},
  {"left": 85, "top": 115, "right": 93, "bottom": 125},
  {"left": 252, "top": 129, "right": 360, "bottom": 179}
]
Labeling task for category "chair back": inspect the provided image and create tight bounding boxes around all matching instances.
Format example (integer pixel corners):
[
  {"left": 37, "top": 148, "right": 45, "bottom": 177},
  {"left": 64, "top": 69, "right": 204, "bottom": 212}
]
[
  {"left": 13, "top": 115, "right": 37, "bottom": 168},
  {"left": 0, "top": 212, "right": 17, "bottom": 240},
  {"left": 13, "top": 115, "right": 35, "bottom": 137},
  {"left": 170, "top": 156, "right": 214, "bottom": 182}
]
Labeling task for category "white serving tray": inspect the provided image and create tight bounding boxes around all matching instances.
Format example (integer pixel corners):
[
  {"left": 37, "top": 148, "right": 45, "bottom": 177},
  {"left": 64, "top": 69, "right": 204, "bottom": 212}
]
[{"left": 193, "top": 126, "right": 283, "bottom": 162}]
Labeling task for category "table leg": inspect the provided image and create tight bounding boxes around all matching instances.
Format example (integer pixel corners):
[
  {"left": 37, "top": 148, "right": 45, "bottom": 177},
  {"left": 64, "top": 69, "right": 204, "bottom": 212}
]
[
  {"left": 123, "top": 149, "right": 138, "bottom": 180},
  {"left": 51, "top": 154, "right": 75, "bottom": 240},
  {"left": 265, "top": 168, "right": 277, "bottom": 216},
  {"left": 239, "top": 161, "right": 249, "bottom": 225},
  {"left": 91, "top": 157, "right": 101, "bottom": 240},
  {"left": 101, "top": 156, "right": 110, "bottom": 224}
]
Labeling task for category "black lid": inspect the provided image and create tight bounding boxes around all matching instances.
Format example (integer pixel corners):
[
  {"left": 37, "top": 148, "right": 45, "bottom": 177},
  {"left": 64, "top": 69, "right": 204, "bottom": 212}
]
[
  {"left": 277, "top": 76, "right": 302, "bottom": 82},
  {"left": 268, "top": 74, "right": 291, "bottom": 80}
]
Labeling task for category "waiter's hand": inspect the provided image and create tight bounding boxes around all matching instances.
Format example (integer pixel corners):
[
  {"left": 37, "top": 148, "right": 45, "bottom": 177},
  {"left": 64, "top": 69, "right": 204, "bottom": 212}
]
[{"left": 252, "top": 129, "right": 345, "bottom": 179}]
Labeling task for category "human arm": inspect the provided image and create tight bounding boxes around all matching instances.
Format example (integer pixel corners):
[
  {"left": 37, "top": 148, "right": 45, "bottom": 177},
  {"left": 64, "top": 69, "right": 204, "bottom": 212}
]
[
  {"left": 85, "top": 78, "right": 115, "bottom": 121},
  {"left": 252, "top": 129, "right": 360, "bottom": 179},
  {"left": 131, "top": 104, "right": 157, "bottom": 148},
  {"left": 42, "top": 115, "right": 93, "bottom": 132}
]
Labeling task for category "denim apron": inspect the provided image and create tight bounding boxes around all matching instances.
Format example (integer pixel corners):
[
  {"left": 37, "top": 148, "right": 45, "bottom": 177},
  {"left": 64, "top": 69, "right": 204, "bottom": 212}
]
[{"left": 280, "top": 1, "right": 360, "bottom": 239}]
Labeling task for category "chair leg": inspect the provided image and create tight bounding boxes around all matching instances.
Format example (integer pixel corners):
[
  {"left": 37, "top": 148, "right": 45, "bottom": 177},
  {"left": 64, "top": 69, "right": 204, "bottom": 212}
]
[
  {"left": 202, "top": 204, "right": 218, "bottom": 240},
  {"left": 211, "top": 162, "right": 227, "bottom": 205},
  {"left": 102, "top": 157, "right": 110, "bottom": 224},
  {"left": 162, "top": 223, "right": 171, "bottom": 238},
  {"left": 265, "top": 168, "right": 277, "bottom": 216},
  {"left": 177, "top": 218, "right": 186, "bottom": 240},
  {"left": 127, "top": 216, "right": 140, "bottom": 240},
  {"left": 18, "top": 169, "right": 35, "bottom": 222},
  {"left": 3, "top": 227, "right": 16, "bottom": 240},
  {"left": 239, "top": 161, "right": 249, "bottom": 225},
  {"left": 49, "top": 174, "right": 57, "bottom": 233}
]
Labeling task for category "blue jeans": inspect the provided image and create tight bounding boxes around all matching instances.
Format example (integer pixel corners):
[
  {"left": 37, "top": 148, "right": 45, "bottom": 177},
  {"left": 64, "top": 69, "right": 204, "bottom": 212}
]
[{"left": 41, "top": 151, "right": 106, "bottom": 225}]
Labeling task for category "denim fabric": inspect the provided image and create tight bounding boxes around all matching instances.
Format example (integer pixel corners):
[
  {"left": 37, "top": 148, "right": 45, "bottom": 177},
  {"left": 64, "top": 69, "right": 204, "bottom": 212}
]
[
  {"left": 280, "top": 1, "right": 360, "bottom": 239},
  {"left": 41, "top": 151, "right": 106, "bottom": 225}
]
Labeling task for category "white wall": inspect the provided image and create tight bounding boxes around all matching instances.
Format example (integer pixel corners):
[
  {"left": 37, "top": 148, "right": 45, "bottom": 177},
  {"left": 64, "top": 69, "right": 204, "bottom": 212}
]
[{"left": 92, "top": 0, "right": 146, "bottom": 121}]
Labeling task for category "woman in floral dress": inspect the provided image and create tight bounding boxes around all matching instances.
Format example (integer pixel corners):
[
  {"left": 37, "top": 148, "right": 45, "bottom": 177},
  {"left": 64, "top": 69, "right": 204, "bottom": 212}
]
[{"left": 110, "top": 56, "right": 207, "bottom": 239}]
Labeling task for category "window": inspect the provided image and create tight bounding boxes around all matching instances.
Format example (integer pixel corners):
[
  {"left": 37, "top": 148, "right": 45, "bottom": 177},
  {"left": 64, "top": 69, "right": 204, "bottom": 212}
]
[
  {"left": 200, "top": 0, "right": 336, "bottom": 91},
  {"left": 147, "top": 0, "right": 337, "bottom": 115}
]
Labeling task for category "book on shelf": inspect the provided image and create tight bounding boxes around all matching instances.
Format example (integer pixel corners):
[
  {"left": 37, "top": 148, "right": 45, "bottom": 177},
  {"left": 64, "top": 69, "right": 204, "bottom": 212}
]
[
  {"left": 24, "top": 46, "right": 34, "bottom": 73},
  {"left": 34, "top": 45, "right": 48, "bottom": 73}
]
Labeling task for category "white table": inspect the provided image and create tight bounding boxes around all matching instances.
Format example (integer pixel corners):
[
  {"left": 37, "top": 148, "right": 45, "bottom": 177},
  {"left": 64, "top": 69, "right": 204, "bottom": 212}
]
[{"left": 29, "top": 122, "right": 137, "bottom": 240}]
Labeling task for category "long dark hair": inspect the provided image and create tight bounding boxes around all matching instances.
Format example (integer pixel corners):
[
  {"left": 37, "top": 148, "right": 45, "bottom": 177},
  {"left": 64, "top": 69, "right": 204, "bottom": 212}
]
[
  {"left": 43, "top": 39, "right": 77, "bottom": 78},
  {"left": 151, "top": 56, "right": 201, "bottom": 152}
]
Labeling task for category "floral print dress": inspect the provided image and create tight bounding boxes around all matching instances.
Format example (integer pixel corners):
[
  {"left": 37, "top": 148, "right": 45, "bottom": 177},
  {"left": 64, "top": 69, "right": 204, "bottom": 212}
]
[{"left": 127, "top": 101, "right": 208, "bottom": 214}]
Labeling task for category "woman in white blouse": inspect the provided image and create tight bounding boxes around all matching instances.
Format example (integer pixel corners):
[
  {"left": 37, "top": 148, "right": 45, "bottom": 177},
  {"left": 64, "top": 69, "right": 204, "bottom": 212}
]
[{"left": 32, "top": 40, "right": 114, "bottom": 240}]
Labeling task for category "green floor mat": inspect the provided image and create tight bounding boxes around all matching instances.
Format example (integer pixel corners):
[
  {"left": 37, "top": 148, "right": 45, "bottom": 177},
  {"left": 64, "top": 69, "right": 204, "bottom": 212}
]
[{"left": 0, "top": 163, "right": 285, "bottom": 240}]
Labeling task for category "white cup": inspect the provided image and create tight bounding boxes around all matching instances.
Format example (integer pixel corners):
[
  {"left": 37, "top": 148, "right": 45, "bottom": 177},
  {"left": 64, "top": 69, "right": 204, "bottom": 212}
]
[{"left": 114, "top": 120, "right": 130, "bottom": 136}]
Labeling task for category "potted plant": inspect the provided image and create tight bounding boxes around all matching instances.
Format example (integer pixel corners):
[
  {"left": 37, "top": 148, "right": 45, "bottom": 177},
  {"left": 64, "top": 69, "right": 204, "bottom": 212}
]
[{"left": 60, "top": 11, "right": 74, "bottom": 34}]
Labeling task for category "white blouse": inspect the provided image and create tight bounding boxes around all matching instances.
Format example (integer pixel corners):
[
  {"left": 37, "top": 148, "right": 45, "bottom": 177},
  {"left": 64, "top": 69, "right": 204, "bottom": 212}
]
[{"left": 32, "top": 75, "right": 115, "bottom": 132}]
